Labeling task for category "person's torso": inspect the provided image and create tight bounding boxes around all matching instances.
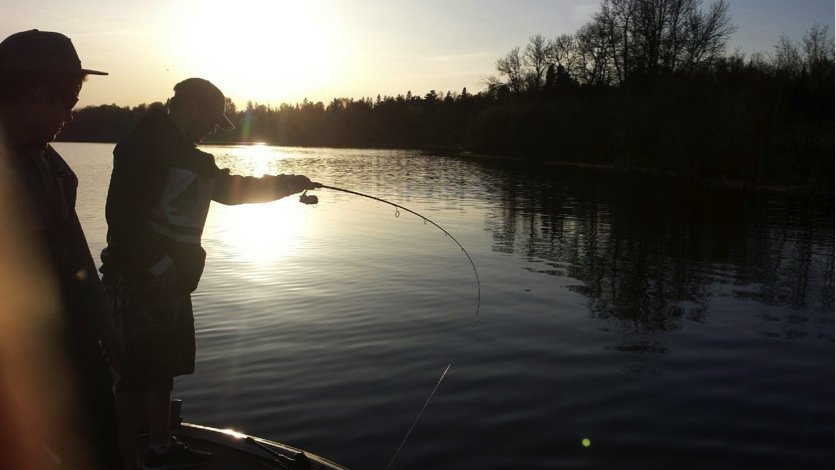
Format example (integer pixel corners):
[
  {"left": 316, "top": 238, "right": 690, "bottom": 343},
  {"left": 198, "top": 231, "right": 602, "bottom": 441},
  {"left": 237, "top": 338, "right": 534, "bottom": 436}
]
[
  {"left": 12, "top": 145, "right": 77, "bottom": 231},
  {"left": 106, "top": 112, "right": 220, "bottom": 291}
]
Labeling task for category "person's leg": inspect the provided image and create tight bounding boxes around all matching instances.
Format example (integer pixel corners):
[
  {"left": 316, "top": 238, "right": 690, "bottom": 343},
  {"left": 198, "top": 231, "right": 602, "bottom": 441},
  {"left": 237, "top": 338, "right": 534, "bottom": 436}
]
[
  {"left": 56, "top": 326, "right": 123, "bottom": 470},
  {"left": 145, "top": 293, "right": 190, "bottom": 450},
  {"left": 112, "top": 277, "right": 176, "bottom": 469},
  {"left": 140, "top": 381, "right": 211, "bottom": 468},
  {"left": 139, "top": 294, "right": 210, "bottom": 468},
  {"left": 115, "top": 388, "right": 143, "bottom": 470},
  {"left": 144, "top": 386, "right": 172, "bottom": 448},
  {"left": 80, "top": 356, "right": 123, "bottom": 470}
]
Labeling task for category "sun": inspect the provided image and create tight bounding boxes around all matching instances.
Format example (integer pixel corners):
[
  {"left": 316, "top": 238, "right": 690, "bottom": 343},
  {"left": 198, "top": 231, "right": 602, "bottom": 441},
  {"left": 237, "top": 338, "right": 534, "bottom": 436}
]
[{"left": 168, "top": 0, "right": 346, "bottom": 105}]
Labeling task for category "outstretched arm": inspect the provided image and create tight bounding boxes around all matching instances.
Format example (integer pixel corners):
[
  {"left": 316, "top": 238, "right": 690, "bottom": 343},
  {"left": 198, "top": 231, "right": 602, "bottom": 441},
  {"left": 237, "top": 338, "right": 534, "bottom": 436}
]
[{"left": 212, "top": 170, "right": 318, "bottom": 205}]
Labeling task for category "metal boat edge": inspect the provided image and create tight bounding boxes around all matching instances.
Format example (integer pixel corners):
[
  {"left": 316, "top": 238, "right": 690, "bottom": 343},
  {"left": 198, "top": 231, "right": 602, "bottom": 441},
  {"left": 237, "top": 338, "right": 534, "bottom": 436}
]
[{"left": 175, "top": 422, "right": 348, "bottom": 470}]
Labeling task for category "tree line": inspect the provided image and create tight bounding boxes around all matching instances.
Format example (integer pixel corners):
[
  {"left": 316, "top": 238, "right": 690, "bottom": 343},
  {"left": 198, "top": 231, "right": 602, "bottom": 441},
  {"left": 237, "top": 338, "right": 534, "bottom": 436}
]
[{"left": 59, "top": 0, "right": 833, "bottom": 192}]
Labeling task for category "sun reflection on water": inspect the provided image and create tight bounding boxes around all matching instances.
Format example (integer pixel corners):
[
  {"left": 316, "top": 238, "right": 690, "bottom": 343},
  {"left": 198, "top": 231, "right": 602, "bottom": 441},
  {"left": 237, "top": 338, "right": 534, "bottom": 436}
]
[
  {"left": 213, "top": 143, "right": 282, "bottom": 176},
  {"left": 204, "top": 144, "right": 312, "bottom": 265},
  {"left": 211, "top": 200, "right": 312, "bottom": 265}
]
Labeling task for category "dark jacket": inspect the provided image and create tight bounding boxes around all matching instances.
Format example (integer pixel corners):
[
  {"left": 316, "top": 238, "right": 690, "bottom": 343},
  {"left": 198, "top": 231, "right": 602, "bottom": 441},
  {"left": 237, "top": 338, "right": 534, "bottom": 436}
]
[
  {"left": 3, "top": 141, "right": 123, "bottom": 470},
  {"left": 101, "top": 110, "right": 298, "bottom": 292},
  {"left": 6, "top": 144, "right": 112, "bottom": 335}
]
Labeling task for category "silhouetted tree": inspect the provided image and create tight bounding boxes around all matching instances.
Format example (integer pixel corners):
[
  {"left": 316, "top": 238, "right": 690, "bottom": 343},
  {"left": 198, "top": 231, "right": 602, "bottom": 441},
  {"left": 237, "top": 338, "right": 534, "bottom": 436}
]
[
  {"left": 524, "top": 34, "right": 551, "bottom": 93},
  {"left": 574, "top": 21, "right": 614, "bottom": 86},
  {"left": 774, "top": 35, "right": 804, "bottom": 76},
  {"left": 593, "top": 0, "right": 735, "bottom": 85},
  {"left": 496, "top": 46, "right": 525, "bottom": 95},
  {"left": 801, "top": 24, "right": 835, "bottom": 79}
]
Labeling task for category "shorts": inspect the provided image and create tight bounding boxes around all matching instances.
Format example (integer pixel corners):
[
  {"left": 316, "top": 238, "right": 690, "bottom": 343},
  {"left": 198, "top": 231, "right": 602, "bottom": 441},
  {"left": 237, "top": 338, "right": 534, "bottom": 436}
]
[{"left": 108, "top": 276, "right": 196, "bottom": 392}]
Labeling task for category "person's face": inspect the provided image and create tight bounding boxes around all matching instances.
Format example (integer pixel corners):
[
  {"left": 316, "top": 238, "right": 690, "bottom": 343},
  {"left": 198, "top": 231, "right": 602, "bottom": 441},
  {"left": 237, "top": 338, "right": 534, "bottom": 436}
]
[
  {"left": 42, "top": 86, "right": 79, "bottom": 141},
  {"left": 27, "top": 83, "right": 80, "bottom": 146},
  {"left": 182, "top": 101, "right": 219, "bottom": 143}
]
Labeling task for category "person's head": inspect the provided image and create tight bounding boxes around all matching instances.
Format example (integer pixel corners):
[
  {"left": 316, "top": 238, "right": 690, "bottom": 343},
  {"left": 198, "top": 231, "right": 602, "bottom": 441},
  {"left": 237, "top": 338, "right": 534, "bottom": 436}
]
[
  {"left": 166, "top": 78, "right": 234, "bottom": 143},
  {"left": 0, "top": 30, "right": 107, "bottom": 148}
]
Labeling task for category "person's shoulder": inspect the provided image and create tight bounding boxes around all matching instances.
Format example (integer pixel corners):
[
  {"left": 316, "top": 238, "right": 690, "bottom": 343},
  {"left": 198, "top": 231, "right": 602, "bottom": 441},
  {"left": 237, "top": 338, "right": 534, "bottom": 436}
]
[
  {"left": 43, "top": 145, "right": 73, "bottom": 173},
  {"left": 38, "top": 146, "right": 78, "bottom": 187},
  {"left": 192, "top": 146, "right": 214, "bottom": 159},
  {"left": 43, "top": 144, "right": 65, "bottom": 161},
  {"left": 190, "top": 147, "right": 221, "bottom": 173},
  {"left": 114, "top": 110, "right": 173, "bottom": 157}
]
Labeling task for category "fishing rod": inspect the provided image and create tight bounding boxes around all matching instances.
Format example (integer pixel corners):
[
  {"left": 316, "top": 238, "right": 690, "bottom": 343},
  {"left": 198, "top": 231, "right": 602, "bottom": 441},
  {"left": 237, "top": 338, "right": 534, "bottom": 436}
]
[
  {"left": 299, "top": 184, "right": 475, "bottom": 466},
  {"left": 300, "top": 184, "right": 481, "bottom": 325}
]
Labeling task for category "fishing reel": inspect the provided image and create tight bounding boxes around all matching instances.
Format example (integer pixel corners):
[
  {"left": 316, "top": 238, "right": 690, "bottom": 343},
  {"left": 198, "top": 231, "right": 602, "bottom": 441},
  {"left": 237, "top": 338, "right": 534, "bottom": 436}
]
[{"left": 299, "top": 189, "right": 318, "bottom": 205}]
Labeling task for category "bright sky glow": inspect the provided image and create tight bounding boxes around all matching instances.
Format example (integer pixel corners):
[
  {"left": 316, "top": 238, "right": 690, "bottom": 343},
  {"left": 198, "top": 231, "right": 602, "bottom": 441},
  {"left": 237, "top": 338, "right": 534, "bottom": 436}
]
[
  {"left": 167, "top": 0, "right": 346, "bottom": 106},
  {"left": 2, "top": 0, "right": 832, "bottom": 108}
]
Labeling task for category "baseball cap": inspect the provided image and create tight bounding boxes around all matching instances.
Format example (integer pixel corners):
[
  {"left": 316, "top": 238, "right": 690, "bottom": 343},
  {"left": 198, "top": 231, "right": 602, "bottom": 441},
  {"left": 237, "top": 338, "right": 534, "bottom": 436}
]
[
  {"left": 0, "top": 29, "right": 108, "bottom": 76},
  {"left": 173, "top": 78, "right": 235, "bottom": 131}
]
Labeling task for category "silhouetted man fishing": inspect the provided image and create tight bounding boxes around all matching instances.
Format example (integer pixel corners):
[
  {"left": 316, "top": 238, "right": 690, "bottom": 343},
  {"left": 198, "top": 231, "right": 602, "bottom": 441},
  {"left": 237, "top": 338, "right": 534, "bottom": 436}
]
[{"left": 99, "top": 77, "right": 318, "bottom": 469}]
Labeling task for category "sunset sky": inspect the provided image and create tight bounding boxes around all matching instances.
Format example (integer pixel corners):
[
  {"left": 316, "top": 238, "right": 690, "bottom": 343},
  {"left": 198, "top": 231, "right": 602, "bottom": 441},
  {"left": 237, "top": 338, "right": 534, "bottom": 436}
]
[{"left": 2, "top": 0, "right": 833, "bottom": 108}]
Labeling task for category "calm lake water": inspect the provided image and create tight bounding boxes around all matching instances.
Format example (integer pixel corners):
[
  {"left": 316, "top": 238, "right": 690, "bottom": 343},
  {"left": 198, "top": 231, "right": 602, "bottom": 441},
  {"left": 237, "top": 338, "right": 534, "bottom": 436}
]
[{"left": 58, "top": 142, "right": 833, "bottom": 469}]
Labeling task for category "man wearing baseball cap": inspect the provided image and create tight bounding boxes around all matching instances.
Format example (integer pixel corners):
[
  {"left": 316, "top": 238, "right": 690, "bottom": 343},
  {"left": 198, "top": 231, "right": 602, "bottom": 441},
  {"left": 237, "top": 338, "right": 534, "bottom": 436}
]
[
  {"left": 0, "top": 30, "right": 122, "bottom": 469},
  {"left": 99, "top": 77, "right": 318, "bottom": 469}
]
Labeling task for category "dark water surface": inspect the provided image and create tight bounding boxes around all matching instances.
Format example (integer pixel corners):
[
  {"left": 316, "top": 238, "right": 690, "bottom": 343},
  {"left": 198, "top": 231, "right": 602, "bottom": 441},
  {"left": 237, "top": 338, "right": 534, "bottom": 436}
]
[{"left": 60, "top": 143, "right": 834, "bottom": 469}]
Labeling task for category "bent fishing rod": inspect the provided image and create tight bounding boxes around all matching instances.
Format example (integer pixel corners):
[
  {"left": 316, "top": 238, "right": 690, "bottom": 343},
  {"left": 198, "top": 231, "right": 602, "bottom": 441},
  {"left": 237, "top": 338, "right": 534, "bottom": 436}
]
[
  {"left": 299, "top": 184, "right": 481, "bottom": 325},
  {"left": 300, "top": 185, "right": 472, "bottom": 467}
]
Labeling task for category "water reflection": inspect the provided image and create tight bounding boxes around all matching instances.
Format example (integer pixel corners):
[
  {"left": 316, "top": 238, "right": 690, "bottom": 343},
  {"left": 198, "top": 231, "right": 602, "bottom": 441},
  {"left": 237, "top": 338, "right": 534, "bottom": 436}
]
[
  {"left": 206, "top": 199, "right": 313, "bottom": 265},
  {"left": 481, "top": 160, "right": 834, "bottom": 333},
  {"left": 56, "top": 143, "right": 832, "bottom": 468}
]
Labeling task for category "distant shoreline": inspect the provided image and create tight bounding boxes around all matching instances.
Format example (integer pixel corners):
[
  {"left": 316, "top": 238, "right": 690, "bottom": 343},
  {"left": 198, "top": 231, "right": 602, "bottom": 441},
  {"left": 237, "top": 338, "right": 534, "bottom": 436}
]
[
  {"left": 454, "top": 150, "right": 835, "bottom": 197},
  {"left": 59, "top": 141, "right": 832, "bottom": 197}
]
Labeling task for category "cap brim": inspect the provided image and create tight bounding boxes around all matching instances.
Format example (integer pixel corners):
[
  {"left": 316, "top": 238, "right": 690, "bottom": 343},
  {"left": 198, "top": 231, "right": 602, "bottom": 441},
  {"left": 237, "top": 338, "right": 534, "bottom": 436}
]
[{"left": 80, "top": 68, "right": 108, "bottom": 76}]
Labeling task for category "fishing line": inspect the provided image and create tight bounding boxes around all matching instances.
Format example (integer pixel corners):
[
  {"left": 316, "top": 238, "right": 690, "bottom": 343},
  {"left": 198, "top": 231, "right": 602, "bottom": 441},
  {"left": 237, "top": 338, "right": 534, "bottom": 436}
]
[
  {"left": 385, "top": 362, "right": 452, "bottom": 470},
  {"left": 301, "top": 184, "right": 481, "bottom": 325},
  {"left": 299, "top": 185, "right": 475, "bottom": 466}
]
